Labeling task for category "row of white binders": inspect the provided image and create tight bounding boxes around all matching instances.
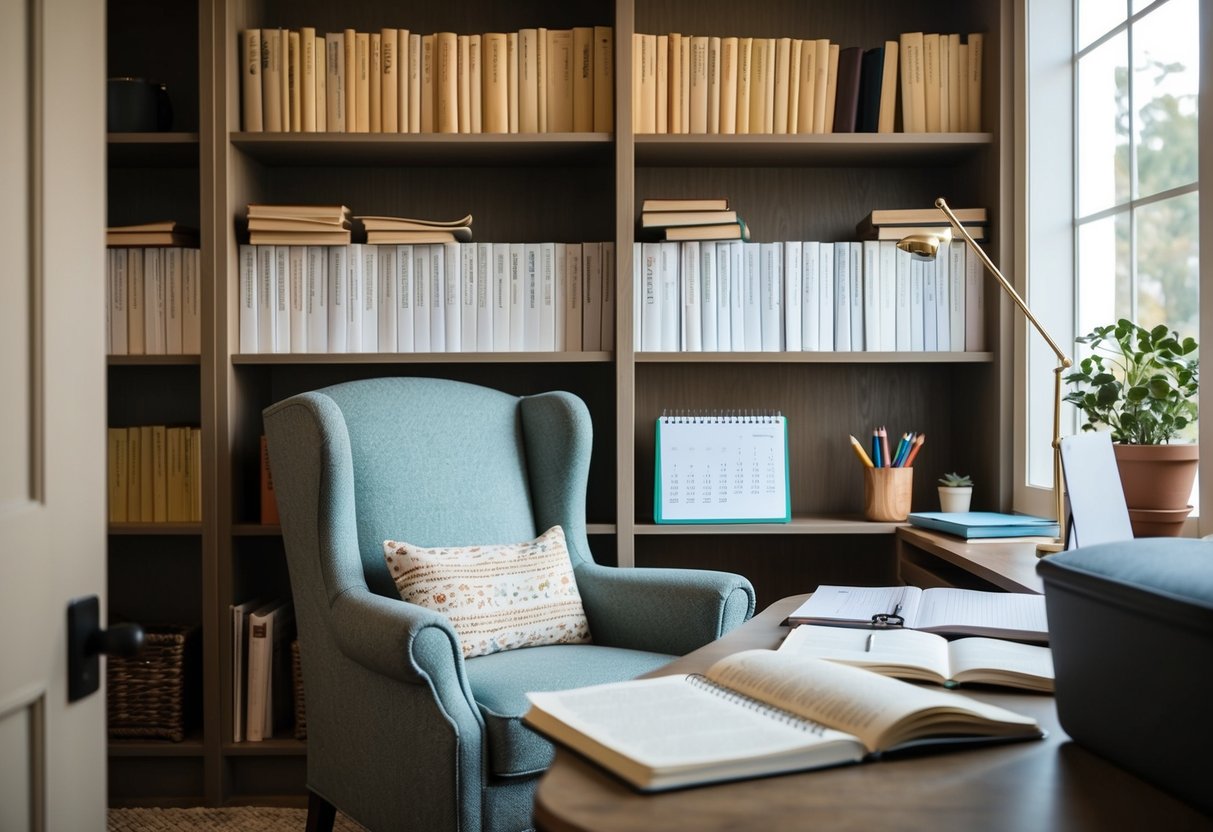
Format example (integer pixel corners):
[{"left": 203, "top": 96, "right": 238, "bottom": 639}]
[
  {"left": 238, "top": 242, "right": 616, "bottom": 354},
  {"left": 106, "top": 248, "right": 203, "bottom": 356},
  {"left": 631, "top": 240, "right": 986, "bottom": 353}
]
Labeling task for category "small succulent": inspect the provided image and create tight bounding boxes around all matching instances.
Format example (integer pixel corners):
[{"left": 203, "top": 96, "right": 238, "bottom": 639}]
[{"left": 938, "top": 472, "right": 973, "bottom": 487}]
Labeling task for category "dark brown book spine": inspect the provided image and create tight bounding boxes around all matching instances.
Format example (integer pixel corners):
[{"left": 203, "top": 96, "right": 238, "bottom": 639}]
[{"left": 832, "top": 46, "right": 865, "bottom": 133}]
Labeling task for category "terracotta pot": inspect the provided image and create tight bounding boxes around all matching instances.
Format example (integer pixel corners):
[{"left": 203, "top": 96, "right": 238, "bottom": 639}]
[{"left": 1112, "top": 443, "right": 1199, "bottom": 537}]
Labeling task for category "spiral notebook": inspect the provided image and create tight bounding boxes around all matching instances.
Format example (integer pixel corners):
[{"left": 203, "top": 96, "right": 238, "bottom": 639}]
[{"left": 654, "top": 411, "right": 791, "bottom": 524}]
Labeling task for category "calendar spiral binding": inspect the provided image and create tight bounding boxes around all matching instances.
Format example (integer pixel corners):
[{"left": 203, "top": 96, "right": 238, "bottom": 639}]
[
  {"left": 684, "top": 674, "right": 827, "bottom": 736},
  {"left": 659, "top": 409, "right": 784, "bottom": 424}
]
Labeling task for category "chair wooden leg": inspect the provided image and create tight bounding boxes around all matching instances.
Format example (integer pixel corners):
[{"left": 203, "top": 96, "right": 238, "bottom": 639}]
[{"left": 305, "top": 790, "right": 337, "bottom": 832}]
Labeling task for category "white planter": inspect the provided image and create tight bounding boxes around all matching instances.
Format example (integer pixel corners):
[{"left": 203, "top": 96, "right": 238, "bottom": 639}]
[{"left": 938, "top": 486, "right": 973, "bottom": 513}]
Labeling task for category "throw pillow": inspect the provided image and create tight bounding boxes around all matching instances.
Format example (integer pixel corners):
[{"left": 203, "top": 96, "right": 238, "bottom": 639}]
[{"left": 382, "top": 525, "right": 591, "bottom": 658}]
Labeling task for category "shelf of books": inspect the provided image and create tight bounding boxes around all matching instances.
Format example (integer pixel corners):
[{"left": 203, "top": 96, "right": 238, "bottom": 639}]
[{"left": 231, "top": 132, "right": 614, "bottom": 166}]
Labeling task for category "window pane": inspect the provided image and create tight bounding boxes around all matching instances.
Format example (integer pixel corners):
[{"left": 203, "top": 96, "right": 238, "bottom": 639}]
[
  {"left": 1076, "top": 213, "right": 1131, "bottom": 335},
  {"left": 1135, "top": 191, "right": 1199, "bottom": 339},
  {"left": 1078, "top": 0, "right": 1127, "bottom": 49},
  {"left": 1132, "top": 0, "right": 1199, "bottom": 199},
  {"left": 1077, "top": 33, "right": 1129, "bottom": 216},
  {"left": 1131, "top": 0, "right": 1159, "bottom": 13}
]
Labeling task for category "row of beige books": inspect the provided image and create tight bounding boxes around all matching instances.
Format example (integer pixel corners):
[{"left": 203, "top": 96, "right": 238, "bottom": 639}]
[
  {"left": 238, "top": 241, "right": 616, "bottom": 355},
  {"left": 106, "top": 246, "right": 202, "bottom": 356},
  {"left": 632, "top": 30, "right": 983, "bottom": 135},
  {"left": 631, "top": 238, "right": 986, "bottom": 353},
  {"left": 241, "top": 26, "right": 614, "bottom": 134},
  {"left": 106, "top": 425, "right": 201, "bottom": 523},
  {"left": 231, "top": 598, "right": 295, "bottom": 743}
]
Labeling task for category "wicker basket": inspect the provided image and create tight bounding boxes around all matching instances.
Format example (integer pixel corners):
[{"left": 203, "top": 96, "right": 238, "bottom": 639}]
[
  {"left": 291, "top": 638, "right": 307, "bottom": 740},
  {"left": 107, "top": 625, "right": 199, "bottom": 742}
]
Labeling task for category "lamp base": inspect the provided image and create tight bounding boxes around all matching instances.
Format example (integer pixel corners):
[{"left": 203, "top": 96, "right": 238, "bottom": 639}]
[{"left": 1035, "top": 540, "right": 1065, "bottom": 558}]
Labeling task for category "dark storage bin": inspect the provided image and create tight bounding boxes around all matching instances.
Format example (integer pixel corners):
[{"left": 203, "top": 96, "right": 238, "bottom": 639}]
[
  {"left": 1038, "top": 539, "right": 1213, "bottom": 814},
  {"left": 107, "top": 625, "right": 200, "bottom": 742}
]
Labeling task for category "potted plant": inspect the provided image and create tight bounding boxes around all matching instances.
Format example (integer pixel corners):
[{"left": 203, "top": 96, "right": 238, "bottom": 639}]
[
  {"left": 1063, "top": 319, "right": 1199, "bottom": 536},
  {"left": 937, "top": 472, "right": 973, "bottom": 513}
]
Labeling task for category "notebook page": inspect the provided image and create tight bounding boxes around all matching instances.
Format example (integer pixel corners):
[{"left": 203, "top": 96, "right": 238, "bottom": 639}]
[{"left": 915, "top": 588, "right": 1047, "bottom": 636}]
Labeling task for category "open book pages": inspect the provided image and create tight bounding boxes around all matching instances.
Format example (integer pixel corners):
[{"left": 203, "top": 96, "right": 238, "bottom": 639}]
[
  {"left": 524, "top": 649, "right": 1042, "bottom": 791},
  {"left": 788, "top": 586, "right": 1049, "bottom": 643},
  {"left": 780, "top": 625, "right": 1055, "bottom": 692}
]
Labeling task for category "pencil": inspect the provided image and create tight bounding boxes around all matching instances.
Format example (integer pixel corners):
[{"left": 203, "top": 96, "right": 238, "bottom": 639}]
[
  {"left": 849, "top": 434, "right": 875, "bottom": 468},
  {"left": 879, "top": 426, "right": 891, "bottom": 468},
  {"left": 903, "top": 434, "right": 926, "bottom": 467},
  {"left": 891, "top": 433, "right": 910, "bottom": 467}
]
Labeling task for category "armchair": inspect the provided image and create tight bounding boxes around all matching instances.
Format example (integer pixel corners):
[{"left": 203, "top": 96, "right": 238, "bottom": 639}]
[{"left": 263, "top": 377, "right": 755, "bottom": 832}]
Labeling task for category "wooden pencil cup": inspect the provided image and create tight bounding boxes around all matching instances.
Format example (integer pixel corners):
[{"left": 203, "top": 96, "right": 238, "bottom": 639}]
[{"left": 864, "top": 467, "right": 913, "bottom": 522}]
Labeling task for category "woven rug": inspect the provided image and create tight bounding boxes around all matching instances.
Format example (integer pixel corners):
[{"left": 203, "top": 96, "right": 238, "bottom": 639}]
[{"left": 108, "top": 806, "right": 369, "bottom": 831}]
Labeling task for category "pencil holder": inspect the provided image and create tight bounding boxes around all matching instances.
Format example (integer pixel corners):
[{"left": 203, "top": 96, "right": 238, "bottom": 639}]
[{"left": 863, "top": 467, "right": 914, "bottom": 522}]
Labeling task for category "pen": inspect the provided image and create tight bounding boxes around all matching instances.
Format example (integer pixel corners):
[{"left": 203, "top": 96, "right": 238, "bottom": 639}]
[
  {"left": 879, "top": 427, "right": 891, "bottom": 469},
  {"left": 849, "top": 435, "right": 875, "bottom": 468},
  {"left": 903, "top": 434, "right": 926, "bottom": 467},
  {"left": 871, "top": 429, "right": 882, "bottom": 468},
  {"left": 865, "top": 633, "right": 875, "bottom": 652}
]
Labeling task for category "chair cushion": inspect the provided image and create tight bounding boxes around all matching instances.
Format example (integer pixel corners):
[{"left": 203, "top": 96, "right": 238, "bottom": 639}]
[
  {"left": 383, "top": 525, "right": 591, "bottom": 658},
  {"left": 466, "top": 643, "right": 674, "bottom": 777}
]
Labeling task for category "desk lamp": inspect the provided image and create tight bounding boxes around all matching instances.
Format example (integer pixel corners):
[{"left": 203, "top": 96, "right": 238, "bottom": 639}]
[{"left": 897, "top": 197, "right": 1071, "bottom": 555}]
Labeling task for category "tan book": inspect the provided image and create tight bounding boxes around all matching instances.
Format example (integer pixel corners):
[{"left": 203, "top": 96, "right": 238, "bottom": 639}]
[
  {"left": 641, "top": 197, "right": 729, "bottom": 212},
  {"left": 967, "top": 33, "right": 983, "bottom": 132},
  {"left": 773, "top": 37, "right": 791, "bottom": 133},
  {"left": 369, "top": 33, "right": 382, "bottom": 132},
  {"left": 421, "top": 34, "right": 436, "bottom": 132},
  {"left": 660, "top": 222, "right": 749, "bottom": 242},
  {"left": 536, "top": 28, "right": 549, "bottom": 132},
  {"left": 763, "top": 38, "right": 776, "bottom": 132},
  {"left": 301, "top": 28, "right": 316, "bottom": 131},
  {"left": 106, "top": 231, "right": 199, "bottom": 247},
  {"left": 247, "top": 204, "right": 350, "bottom": 220},
  {"left": 811, "top": 38, "right": 829, "bottom": 133},
  {"left": 937, "top": 32, "right": 950, "bottom": 132},
  {"left": 166, "top": 427, "right": 185, "bottom": 522},
  {"left": 408, "top": 33, "right": 421, "bottom": 132},
  {"left": 707, "top": 36, "right": 721, "bottom": 133},
  {"left": 923, "top": 33, "right": 940, "bottom": 132},
  {"left": 679, "top": 31, "right": 690, "bottom": 133},
  {"left": 524, "top": 650, "right": 1042, "bottom": 792},
  {"left": 688, "top": 36, "right": 708, "bottom": 134},
  {"left": 343, "top": 29, "right": 357, "bottom": 132},
  {"left": 249, "top": 230, "right": 353, "bottom": 246},
  {"left": 641, "top": 209, "right": 737, "bottom": 227},
  {"left": 324, "top": 32, "right": 345, "bottom": 132},
  {"left": 823, "top": 43, "right": 839, "bottom": 132},
  {"left": 861, "top": 224, "right": 986, "bottom": 241},
  {"left": 396, "top": 29, "right": 409, "bottom": 133},
  {"left": 546, "top": 29, "right": 573, "bottom": 133},
  {"left": 878, "top": 40, "right": 899, "bottom": 133},
  {"left": 508, "top": 32, "right": 520, "bottom": 133},
  {"left": 900, "top": 32, "right": 926, "bottom": 133},
  {"left": 365, "top": 229, "right": 470, "bottom": 244},
  {"left": 655, "top": 35, "right": 668, "bottom": 134},
  {"left": 188, "top": 428, "right": 201, "bottom": 522},
  {"left": 279, "top": 29, "right": 290, "bottom": 131},
  {"left": 631, "top": 33, "right": 641, "bottom": 128},
  {"left": 242, "top": 29, "right": 263, "bottom": 132},
  {"left": 355, "top": 32, "right": 370, "bottom": 132},
  {"left": 748, "top": 37, "right": 767, "bottom": 133},
  {"left": 139, "top": 425, "right": 154, "bottom": 521},
  {"left": 735, "top": 37, "right": 752, "bottom": 134},
  {"left": 108, "top": 428, "right": 128, "bottom": 523},
  {"left": 247, "top": 217, "right": 352, "bottom": 232},
  {"left": 126, "top": 427, "right": 141, "bottom": 522},
  {"left": 786, "top": 39, "right": 801, "bottom": 133},
  {"left": 289, "top": 31, "right": 301, "bottom": 132},
  {"left": 381, "top": 29, "right": 398, "bottom": 132},
  {"left": 482, "top": 33, "right": 508, "bottom": 133},
  {"left": 456, "top": 34, "right": 471, "bottom": 133},
  {"left": 261, "top": 29, "right": 283, "bottom": 132},
  {"left": 357, "top": 213, "right": 472, "bottom": 230},
  {"left": 519, "top": 29, "right": 539, "bottom": 133},
  {"left": 667, "top": 33, "right": 681, "bottom": 134},
  {"left": 315, "top": 34, "right": 327, "bottom": 131},
  {"left": 592, "top": 26, "right": 613, "bottom": 132},
  {"left": 572, "top": 27, "right": 593, "bottom": 132},
  {"left": 152, "top": 424, "right": 167, "bottom": 523},
  {"left": 469, "top": 34, "right": 482, "bottom": 133},
  {"left": 719, "top": 37, "right": 738, "bottom": 134},
  {"left": 638, "top": 33, "right": 656, "bottom": 134},
  {"left": 947, "top": 33, "right": 962, "bottom": 133}
]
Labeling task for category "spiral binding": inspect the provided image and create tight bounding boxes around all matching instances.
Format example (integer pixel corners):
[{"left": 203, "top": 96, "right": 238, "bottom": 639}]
[
  {"left": 685, "top": 674, "right": 827, "bottom": 735},
  {"left": 659, "top": 409, "right": 783, "bottom": 424}
]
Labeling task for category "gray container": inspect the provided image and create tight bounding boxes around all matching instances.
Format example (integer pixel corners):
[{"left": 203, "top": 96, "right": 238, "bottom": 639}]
[{"left": 1038, "top": 538, "right": 1213, "bottom": 815}]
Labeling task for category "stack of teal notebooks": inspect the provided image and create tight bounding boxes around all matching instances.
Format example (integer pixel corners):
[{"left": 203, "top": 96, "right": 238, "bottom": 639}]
[{"left": 908, "top": 511, "right": 1059, "bottom": 540}]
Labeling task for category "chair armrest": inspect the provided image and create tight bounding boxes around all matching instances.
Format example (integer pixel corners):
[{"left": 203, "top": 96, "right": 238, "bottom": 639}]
[{"left": 576, "top": 563, "right": 755, "bottom": 656}]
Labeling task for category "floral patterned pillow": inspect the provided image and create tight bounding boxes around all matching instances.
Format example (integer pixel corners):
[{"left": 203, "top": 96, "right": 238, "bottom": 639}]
[{"left": 382, "top": 525, "right": 591, "bottom": 659}]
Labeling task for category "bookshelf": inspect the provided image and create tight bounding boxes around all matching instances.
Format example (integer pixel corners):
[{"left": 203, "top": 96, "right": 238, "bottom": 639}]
[{"left": 106, "top": 0, "right": 1013, "bottom": 807}]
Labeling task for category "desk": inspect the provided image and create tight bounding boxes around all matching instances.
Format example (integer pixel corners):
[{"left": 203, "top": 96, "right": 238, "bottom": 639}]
[
  {"left": 533, "top": 594, "right": 1211, "bottom": 832},
  {"left": 896, "top": 526, "right": 1045, "bottom": 593}
]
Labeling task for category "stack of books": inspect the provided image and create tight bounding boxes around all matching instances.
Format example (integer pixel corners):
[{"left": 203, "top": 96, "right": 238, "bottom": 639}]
[
  {"left": 106, "top": 221, "right": 198, "bottom": 248},
  {"left": 857, "top": 207, "right": 987, "bottom": 242},
  {"left": 357, "top": 213, "right": 474, "bottom": 244},
  {"left": 640, "top": 198, "right": 749, "bottom": 241},
  {"left": 247, "top": 204, "right": 352, "bottom": 246}
]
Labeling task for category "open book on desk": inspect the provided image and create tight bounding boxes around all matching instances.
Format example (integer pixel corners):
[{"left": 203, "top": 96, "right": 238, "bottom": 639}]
[
  {"left": 524, "top": 649, "right": 1043, "bottom": 792},
  {"left": 779, "top": 625, "right": 1054, "bottom": 692},
  {"left": 787, "top": 586, "right": 1048, "bottom": 643}
]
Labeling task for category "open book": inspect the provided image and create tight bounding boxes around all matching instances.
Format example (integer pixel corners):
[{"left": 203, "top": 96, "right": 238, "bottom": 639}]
[
  {"left": 779, "top": 625, "right": 1054, "bottom": 692},
  {"left": 524, "top": 649, "right": 1042, "bottom": 792},
  {"left": 788, "top": 585, "right": 1048, "bottom": 643}
]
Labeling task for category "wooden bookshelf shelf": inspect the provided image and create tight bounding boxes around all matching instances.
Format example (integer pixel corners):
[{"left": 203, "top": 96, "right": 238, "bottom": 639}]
[
  {"left": 231, "top": 132, "right": 614, "bottom": 167},
  {"left": 231, "top": 352, "right": 614, "bottom": 365},
  {"left": 109, "top": 738, "right": 205, "bottom": 757},
  {"left": 635, "top": 351, "right": 995, "bottom": 364},
  {"left": 634, "top": 517, "right": 906, "bottom": 535},
  {"left": 107, "top": 133, "right": 200, "bottom": 167},
  {"left": 634, "top": 132, "right": 992, "bottom": 167},
  {"left": 107, "top": 355, "right": 202, "bottom": 366},
  {"left": 223, "top": 739, "right": 308, "bottom": 757},
  {"left": 108, "top": 522, "right": 202, "bottom": 536}
]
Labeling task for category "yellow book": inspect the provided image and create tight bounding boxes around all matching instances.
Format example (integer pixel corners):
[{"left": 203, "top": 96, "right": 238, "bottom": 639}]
[
  {"left": 655, "top": 35, "right": 668, "bottom": 134},
  {"left": 719, "top": 37, "right": 738, "bottom": 134},
  {"left": 786, "top": 38, "right": 800, "bottom": 134},
  {"left": 108, "top": 428, "right": 128, "bottom": 523},
  {"left": 592, "top": 26, "right": 613, "bottom": 132},
  {"left": 707, "top": 36, "right": 721, "bottom": 133},
  {"left": 878, "top": 40, "right": 899, "bottom": 133},
  {"left": 811, "top": 38, "right": 829, "bottom": 133},
  {"left": 469, "top": 34, "right": 482, "bottom": 133},
  {"left": 166, "top": 427, "right": 184, "bottom": 522},
  {"left": 688, "top": 36, "right": 708, "bottom": 134},
  {"left": 139, "top": 425, "right": 154, "bottom": 522},
  {"left": 343, "top": 29, "right": 357, "bottom": 132},
  {"left": 355, "top": 32, "right": 370, "bottom": 132},
  {"left": 679, "top": 31, "right": 690, "bottom": 132},
  {"left": 667, "top": 33, "right": 681, "bottom": 134},
  {"left": 537, "top": 28, "right": 549, "bottom": 132},
  {"left": 369, "top": 32, "right": 382, "bottom": 132},
  {"left": 126, "top": 426, "right": 141, "bottom": 522},
  {"left": 967, "top": 33, "right": 983, "bottom": 132},
  {"left": 381, "top": 28, "right": 398, "bottom": 132},
  {"left": 957, "top": 43, "right": 968, "bottom": 132},
  {"left": 242, "top": 29, "right": 263, "bottom": 132},
  {"left": 261, "top": 29, "right": 283, "bottom": 132},
  {"left": 408, "top": 33, "right": 421, "bottom": 132},
  {"left": 279, "top": 29, "right": 290, "bottom": 131},
  {"left": 315, "top": 33, "right": 327, "bottom": 131},
  {"left": 482, "top": 33, "right": 508, "bottom": 133},
  {"left": 190, "top": 428, "right": 202, "bottom": 522},
  {"left": 421, "top": 34, "right": 436, "bottom": 132},
  {"left": 396, "top": 29, "right": 410, "bottom": 133},
  {"left": 823, "top": 43, "right": 839, "bottom": 133},
  {"left": 763, "top": 38, "right": 776, "bottom": 133},
  {"left": 899, "top": 32, "right": 925, "bottom": 133},
  {"left": 508, "top": 32, "right": 520, "bottom": 133},
  {"left": 773, "top": 37, "right": 791, "bottom": 134},
  {"left": 797, "top": 40, "right": 816, "bottom": 133},
  {"left": 152, "top": 425, "right": 167, "bottom": 523},
  {"left": 748, "top": 36, "right": 766, "bottom": 133},
  {"left": 457, "top": 34, "right": 471, "bottom": 133},
  {"left": 289, "top": 30, "right": 301, "bottom": 132},
  {"left": 638, "top": 33, "right": 656, "bottom": 134},
  {"left": 923, "top": 33, "right": 940, "bottom": 133},
  {"left": 572, "top": 27, "right": 593, "bottom": 132},
  {"left": 324, "top": 32, "right": 344, "bottom": 132},
  {"left": 735, "top": 37, "right": 751, "bottom": 134},
  {"left": 301, "top": 27, "right": 316, "bottom": 131},
  {"left": 545, "top": 29, "right": 573, "bottom": 133},
  {"left": 519, "top": 29, "right": 539, "bottom": 132}
]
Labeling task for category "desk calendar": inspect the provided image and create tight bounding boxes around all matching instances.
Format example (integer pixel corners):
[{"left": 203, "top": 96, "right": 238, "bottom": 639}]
[{"left": 654, "top": 411, "right": 791, "bottom": 524}]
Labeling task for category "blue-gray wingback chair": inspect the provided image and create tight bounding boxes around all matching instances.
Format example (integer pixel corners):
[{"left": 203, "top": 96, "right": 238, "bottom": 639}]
[{"left": 262, "top": 377, "right": 756, "bottom": 832}]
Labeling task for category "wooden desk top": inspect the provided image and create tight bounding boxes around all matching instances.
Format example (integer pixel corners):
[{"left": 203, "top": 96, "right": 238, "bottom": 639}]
[
  {"left": 896, "top": 525, "right": 1046, "bottom": 593},
  {"left": 534, "top": 595, "right": 1211, "bottom": 832}
]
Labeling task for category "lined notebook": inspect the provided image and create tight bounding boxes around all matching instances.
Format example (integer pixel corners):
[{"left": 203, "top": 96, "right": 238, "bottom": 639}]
[{"left": 654, "top": 411, "right": 791, "bottom": 524}]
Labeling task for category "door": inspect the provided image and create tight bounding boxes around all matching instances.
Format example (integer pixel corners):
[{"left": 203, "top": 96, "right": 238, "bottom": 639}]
[{"left": 0, "top": 0, "right": 108, "bottom": 829}]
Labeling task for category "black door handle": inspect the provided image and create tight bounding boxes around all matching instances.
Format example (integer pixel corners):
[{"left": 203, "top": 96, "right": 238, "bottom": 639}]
[{"left": 67, "top": 595, "right": 144, "bottom": 703}]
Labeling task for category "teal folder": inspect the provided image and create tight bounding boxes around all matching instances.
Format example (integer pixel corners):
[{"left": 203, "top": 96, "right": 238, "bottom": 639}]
[
  {"left": 654, "top": 412, "right": 791, "bottom": 524},
  {"left": 907, "top": 511, "right": 1060, "bottom": 540}
]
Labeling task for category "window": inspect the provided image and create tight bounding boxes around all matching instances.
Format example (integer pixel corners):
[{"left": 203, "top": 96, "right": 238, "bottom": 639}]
[{"left": 1020, "top": 0, "right": 1199, "bottom": 514}]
